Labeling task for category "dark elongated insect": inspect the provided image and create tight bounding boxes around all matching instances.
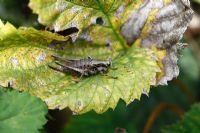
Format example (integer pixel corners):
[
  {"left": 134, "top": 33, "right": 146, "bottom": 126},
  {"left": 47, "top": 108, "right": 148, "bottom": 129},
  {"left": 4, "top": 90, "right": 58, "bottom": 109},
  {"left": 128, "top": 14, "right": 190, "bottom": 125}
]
[
  {"left": 52, "top": 55, "right": 111, "bottom": 68},
  {"left": 49, "top": 55, "right": 112, "bottom": 77}
]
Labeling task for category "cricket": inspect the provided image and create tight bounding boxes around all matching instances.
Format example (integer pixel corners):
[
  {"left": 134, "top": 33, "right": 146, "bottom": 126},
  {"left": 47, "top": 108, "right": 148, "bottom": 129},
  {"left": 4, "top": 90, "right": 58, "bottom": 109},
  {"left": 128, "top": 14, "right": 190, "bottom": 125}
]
[{"left": 49, "top": 55, "right": 112, "bottom": 77}]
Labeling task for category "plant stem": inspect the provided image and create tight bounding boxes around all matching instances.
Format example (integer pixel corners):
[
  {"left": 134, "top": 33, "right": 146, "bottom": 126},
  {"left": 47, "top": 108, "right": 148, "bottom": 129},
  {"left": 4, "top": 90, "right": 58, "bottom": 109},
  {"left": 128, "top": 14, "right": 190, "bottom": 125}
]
[{"left": 143, "top": 103, "right": 184, "bottom": 133}]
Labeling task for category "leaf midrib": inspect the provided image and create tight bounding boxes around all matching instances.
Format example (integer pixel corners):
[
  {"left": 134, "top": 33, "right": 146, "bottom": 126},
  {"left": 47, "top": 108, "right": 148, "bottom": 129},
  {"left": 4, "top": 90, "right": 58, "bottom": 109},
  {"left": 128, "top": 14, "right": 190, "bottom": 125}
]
[{"left": 95, "top": 0, "right": 128, "bottom": 50}]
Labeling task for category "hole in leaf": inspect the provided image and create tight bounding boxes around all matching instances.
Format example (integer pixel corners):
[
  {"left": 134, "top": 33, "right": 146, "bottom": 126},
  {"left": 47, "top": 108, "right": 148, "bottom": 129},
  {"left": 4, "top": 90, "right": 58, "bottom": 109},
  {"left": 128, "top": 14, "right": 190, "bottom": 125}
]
[
  {"left": 55, "top": 27, "right": 79, "bottom": 36},
  {"left": 105, "top": 43, "right": 111, "bottom": 47},
  {"left": 96, "top": 17, "right": 104, "bottom": 25}
]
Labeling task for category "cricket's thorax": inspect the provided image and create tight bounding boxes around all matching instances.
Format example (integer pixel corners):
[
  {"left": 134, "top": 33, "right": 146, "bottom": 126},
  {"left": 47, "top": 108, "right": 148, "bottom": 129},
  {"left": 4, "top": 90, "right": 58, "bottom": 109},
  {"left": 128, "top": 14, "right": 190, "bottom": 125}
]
[{"left": 50, "top": 55, "right": 112, "bottom": 77}]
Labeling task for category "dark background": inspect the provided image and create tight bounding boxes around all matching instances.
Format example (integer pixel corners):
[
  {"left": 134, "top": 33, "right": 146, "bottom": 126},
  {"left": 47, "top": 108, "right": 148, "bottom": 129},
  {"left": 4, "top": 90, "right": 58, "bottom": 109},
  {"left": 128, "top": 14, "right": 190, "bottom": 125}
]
[{"left": 0, "top": 0, "right": 200, "bottom": 132}]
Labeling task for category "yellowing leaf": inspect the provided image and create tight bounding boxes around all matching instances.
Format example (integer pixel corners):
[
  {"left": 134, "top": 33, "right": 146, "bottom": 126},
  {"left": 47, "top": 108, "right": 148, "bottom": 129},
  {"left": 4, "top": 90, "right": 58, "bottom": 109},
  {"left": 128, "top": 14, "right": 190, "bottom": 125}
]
[
  {"left": 29, "top": 0, "right": 193, "bottom": 85},
  {"left": 45, "top": 47, "right": 160, "bottom": 114},
  {"left": 0, "top": 0, "right": 193, "bottom": 114},
  {"left": 162, "top": 103, "right": 200, "bottom": 133},
  {"left": 29, "top": 0, "right": 140, "bottom": 49},
  {"left": 0, "top": 20, "right": 160, "bottom": 114},
  {"left": 29, "top": 0, "right": 127, "bottom": 33},
  {"left": 120, "top": 0, "right": 193, "bottom": 84}
]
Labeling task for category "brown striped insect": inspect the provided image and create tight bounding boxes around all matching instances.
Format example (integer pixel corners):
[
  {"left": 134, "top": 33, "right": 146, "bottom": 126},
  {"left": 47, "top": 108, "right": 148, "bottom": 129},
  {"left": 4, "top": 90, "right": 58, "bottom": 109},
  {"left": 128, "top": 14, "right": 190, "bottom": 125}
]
[{"left": 49, "top": 55, "right": 112, "bottom": 77}]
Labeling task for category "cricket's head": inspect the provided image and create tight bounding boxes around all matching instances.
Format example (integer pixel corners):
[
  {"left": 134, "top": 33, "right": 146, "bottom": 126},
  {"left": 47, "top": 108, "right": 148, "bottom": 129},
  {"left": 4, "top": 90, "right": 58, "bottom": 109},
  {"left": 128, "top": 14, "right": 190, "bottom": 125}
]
[{"left": 100, "top": 58, "right": 112, "bottom": 67}]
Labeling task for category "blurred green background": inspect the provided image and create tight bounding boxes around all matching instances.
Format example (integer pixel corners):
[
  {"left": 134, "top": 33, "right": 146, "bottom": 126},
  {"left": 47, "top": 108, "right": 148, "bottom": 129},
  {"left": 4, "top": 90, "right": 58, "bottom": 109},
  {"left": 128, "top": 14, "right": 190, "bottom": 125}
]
[{"left": 0, "top": 0, "right": 200, "bottom": 133}]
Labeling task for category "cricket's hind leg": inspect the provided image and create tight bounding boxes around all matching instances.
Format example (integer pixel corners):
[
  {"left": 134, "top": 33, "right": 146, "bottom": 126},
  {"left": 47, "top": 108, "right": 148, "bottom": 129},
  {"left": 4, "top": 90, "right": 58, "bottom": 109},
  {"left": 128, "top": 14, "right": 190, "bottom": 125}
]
[{"left": 51, "top": 55, "right": 73, "bottom": 65}]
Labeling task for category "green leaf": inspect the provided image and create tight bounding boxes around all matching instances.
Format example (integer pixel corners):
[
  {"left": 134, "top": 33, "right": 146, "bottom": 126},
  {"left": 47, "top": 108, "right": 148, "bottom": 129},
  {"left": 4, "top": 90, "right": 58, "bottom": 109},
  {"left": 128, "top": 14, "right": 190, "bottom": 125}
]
[
  {"left": 193, "top": 0, "right": 200, "bottom": 4},
  {"left": 0, "top": 0, "right": 38, "bottom": 27},
  {"left": 179, "top": 48, "right": 200, "bottom": 80},
  {"left": 0, "top": 20, "right": 160, "bottom": 114},
  {"left": 162, "top": 103, "right": 200, "bottom": 133},
  {"left": 0, "top": 87, "right": 48, "bottom": 133}
]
